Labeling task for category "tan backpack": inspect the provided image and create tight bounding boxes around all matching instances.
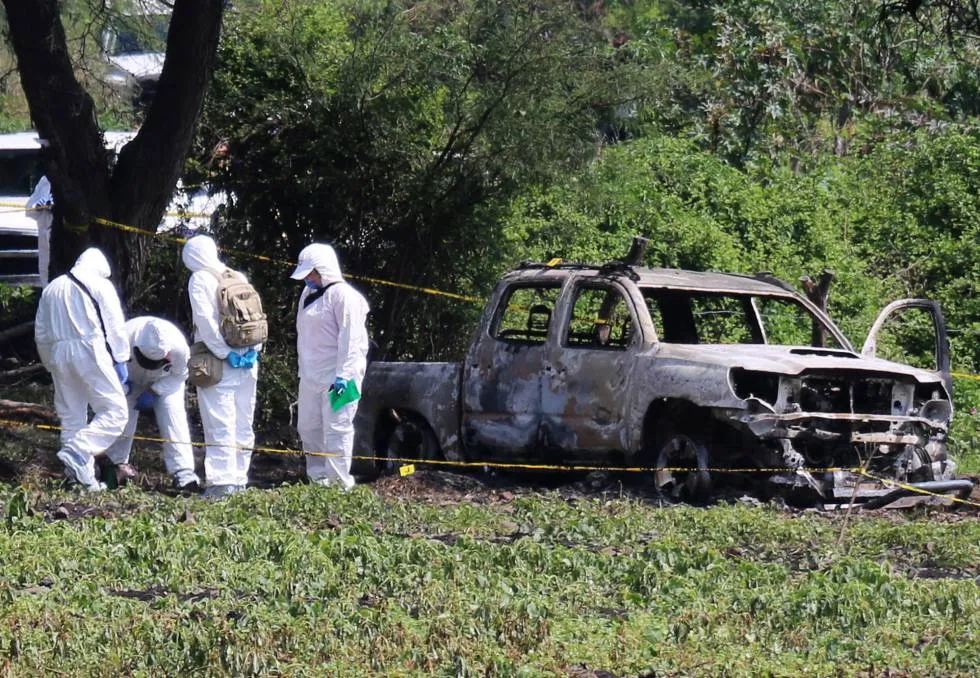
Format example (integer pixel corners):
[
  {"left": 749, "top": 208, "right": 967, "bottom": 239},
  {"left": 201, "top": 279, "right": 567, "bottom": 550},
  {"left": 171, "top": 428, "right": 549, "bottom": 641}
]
[{"left": 208, "top": 268, "right": 268, "bottom": 347}]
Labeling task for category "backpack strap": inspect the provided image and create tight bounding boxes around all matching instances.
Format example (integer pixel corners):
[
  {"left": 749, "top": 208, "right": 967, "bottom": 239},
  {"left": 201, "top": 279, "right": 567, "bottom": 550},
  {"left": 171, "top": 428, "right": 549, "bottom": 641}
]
[
  {"left": 203, "top": 266, "right": 230, "bottom": 283},
  {"left": 67, "top": 271, "right": 118, "bottom": 362},
  {"left": 303, "top": 281, "right": 340, "bottom": 309}
]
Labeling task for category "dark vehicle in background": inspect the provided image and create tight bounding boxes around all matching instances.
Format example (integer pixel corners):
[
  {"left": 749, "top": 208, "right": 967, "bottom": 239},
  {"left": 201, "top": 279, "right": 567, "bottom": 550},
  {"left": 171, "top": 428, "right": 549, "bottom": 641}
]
[{"left": 353, "top": 261, "right": 972, "bottom": 506}]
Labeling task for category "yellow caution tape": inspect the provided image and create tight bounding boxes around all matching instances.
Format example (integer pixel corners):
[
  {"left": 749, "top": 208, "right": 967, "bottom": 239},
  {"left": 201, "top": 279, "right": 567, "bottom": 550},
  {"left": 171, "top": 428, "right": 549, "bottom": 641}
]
[
  {"left": 3, "top": 416, "right": 979, "bottom": 508},
  {"left": 0, "top": 205, "right": 51, "bottom": 214},
  {"left": 86, "top": 216, "right": 485, "bottom": 304},
  {"left": 857, "top": 468, "right": 980, "bottom": 509},
  {"left": 2, "top": 202, "right": 203, "bottom": 218},
  {"left": 952, "top": 372, "right": 980, "bottom": 381},
  {"left": 546, "top": 258, "right": 562, "bottom": 267}
]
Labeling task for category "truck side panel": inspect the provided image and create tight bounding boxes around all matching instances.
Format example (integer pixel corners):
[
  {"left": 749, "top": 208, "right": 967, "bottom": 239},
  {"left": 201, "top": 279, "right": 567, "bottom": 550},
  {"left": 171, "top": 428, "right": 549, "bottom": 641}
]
[{"left": 354, "top": 362, "right": 464, "bottom": 462}]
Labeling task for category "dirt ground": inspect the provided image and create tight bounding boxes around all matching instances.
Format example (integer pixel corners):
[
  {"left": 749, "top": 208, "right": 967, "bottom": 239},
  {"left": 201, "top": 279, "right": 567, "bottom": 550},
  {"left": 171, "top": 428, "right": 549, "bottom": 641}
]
[
  {"left": 2, "top": 378, "right": 979, "bottom": 520},
  {"left": 4, "top": 417, "right": 979, "bottom": 525}
]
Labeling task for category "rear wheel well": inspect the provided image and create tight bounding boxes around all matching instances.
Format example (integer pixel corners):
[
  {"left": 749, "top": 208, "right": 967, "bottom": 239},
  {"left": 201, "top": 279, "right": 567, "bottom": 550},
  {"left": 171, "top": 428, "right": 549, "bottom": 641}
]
[{"left": 371, "top": 409, "right": 442, "bottom": 476}]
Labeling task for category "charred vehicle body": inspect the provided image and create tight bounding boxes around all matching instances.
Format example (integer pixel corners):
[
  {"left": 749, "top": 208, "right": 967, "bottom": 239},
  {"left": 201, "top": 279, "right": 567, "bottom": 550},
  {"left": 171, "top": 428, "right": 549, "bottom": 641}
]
[{"left": 354, "top": 262, "right": 972, "bottom": 505}]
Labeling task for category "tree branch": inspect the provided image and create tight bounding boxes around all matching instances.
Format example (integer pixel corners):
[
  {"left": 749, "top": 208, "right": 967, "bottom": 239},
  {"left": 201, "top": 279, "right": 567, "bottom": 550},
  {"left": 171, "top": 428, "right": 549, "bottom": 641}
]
[{"left": 0, "top": 399, "right": 57, "bottom": 424}]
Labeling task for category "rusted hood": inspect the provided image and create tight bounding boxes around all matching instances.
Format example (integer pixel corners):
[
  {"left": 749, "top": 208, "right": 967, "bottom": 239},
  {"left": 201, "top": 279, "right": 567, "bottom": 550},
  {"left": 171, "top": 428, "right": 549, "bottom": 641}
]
[{"left": 648, "top": 344, "right": 945, "bottom": 384}]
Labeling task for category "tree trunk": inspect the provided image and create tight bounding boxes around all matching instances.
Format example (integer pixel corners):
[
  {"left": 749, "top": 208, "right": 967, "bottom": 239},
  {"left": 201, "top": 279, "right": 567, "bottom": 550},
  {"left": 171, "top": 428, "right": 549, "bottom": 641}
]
[
  {"left": 800, "top": 270, "right": 835, "bottom": 347},
  {"left": 2, "top": 0, "right": 226, "bottom": 302}
]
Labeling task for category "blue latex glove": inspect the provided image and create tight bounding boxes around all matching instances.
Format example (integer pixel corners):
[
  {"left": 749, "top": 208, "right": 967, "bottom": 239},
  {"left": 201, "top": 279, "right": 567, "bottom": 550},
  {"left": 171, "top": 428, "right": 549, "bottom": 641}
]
[
  {"left": 113, "top": 362, "right": 131, "bottom": 394},
  {"left": 227, "top": 349, "right": 258, "bottom": 369},
  {"left": 135, "top": 390, "right": 158, "bottom": 412},
  {"left": 329, "top": 377, "right": 348, "bottom": 396}
]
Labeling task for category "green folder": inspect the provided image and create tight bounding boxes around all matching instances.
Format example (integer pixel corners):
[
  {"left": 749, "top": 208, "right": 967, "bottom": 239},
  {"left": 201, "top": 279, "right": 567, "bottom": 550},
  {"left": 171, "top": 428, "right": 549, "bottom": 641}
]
[{"left": 328, "top": 380, "right": 361, "bottom": 412}]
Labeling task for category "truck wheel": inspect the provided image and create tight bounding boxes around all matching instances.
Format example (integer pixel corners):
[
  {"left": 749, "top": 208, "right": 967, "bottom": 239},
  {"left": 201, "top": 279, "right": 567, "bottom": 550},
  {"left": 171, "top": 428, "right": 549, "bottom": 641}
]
[
  {"left": 380, "top": 415, "right": 441, "bottom": 476},
  {"left": 654, "top": 433, "right": 713, "bottom": 502}
]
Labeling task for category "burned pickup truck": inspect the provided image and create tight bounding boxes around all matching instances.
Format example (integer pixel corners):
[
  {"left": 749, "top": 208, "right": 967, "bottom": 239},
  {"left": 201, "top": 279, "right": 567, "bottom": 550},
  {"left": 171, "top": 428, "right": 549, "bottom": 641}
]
[{"left": 354, "top": 261, "right": 973, "bottom": 505}]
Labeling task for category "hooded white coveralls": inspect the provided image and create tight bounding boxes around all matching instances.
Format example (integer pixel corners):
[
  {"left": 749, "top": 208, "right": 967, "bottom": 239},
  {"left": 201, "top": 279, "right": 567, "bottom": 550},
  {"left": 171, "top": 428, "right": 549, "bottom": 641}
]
[
  {"left": 104, "top": 317, "right": 200, "bottom": 487},
  {"left": 35, "top": 248, "right": 129, "bottom": 488},
  {"left": 292, "top": 244, "right": 370, "bottom": 488},
  {"left": 182, "top": 235, "right": 260, "bottom": 489},
  {"left": 27, "top": 176, "right": 52, "bottom": 286}
]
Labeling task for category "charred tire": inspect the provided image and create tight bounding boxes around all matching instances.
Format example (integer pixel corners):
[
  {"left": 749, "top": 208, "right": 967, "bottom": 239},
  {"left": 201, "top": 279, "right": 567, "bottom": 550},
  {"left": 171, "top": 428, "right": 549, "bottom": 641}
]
[
  {"left": 654, "top": 433, "right": 713, "bottom": 502},
  {"left": 379, "top": 413, "right": 441, "bottom": 476}
]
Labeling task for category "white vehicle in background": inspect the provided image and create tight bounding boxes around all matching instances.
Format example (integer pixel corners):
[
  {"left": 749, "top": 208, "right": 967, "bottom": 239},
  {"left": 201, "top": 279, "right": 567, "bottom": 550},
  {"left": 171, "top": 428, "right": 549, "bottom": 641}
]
[
  {"left": 0, "top": 130, "right": 225, "bottom": 287},
  {"left": 0, "top": 132, "right": 48, "bottom": 286},
  {"left": 101, "top": 0, "right": 169, "bottom": 108}
]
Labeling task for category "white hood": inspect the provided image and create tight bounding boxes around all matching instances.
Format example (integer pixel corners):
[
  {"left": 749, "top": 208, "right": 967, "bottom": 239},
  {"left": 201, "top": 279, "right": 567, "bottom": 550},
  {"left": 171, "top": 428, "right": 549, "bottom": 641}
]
[
  {"left": 290, "top": 243, "right": 343, "bottom": 284},
  {"left": 134, "top": 320, "right": 168, "bottom": 360},
  {"left": 181, "top": 235, "right": 223, "bottom": 273},
  {"left": 71, "top": 247, "right": 112, "bottom": 279}
]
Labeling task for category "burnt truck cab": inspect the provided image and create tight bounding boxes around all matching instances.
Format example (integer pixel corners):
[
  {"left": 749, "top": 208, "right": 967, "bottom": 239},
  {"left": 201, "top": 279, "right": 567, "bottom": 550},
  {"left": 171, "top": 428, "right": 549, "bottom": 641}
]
[{"left": 354, "top": 262, "right": 971, "bottom": 505}]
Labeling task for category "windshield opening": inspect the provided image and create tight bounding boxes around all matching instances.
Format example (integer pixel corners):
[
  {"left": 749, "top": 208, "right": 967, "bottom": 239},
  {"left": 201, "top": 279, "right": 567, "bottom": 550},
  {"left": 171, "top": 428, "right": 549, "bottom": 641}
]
[{"left": 641, "top": 288, "right": 843, "bottom": 348}]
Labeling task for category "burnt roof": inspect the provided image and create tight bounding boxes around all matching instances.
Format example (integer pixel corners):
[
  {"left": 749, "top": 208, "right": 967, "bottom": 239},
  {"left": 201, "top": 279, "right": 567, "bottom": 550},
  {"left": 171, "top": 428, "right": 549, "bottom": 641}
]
[{"left": 509, "top": 261, "right": 798, "bottom": 296}]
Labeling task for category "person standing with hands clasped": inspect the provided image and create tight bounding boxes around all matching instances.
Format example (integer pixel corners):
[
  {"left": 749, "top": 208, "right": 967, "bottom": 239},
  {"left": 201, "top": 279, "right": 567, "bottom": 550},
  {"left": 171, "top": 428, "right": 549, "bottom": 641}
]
[
  {"left": 34, "top": 247, "right": 130, "bottom": 492},
  {"left": 182, "top": 235, "right": 266, "bottom": 499},
  {"left": 291, "top": 243, "right": 369, "bottom": 489}
]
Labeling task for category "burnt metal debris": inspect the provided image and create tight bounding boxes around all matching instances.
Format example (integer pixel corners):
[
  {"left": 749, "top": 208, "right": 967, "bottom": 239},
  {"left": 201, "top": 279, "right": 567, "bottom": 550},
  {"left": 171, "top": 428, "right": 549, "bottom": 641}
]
[{"left": 353, "top": 260, "right": 971, "bottom": 507}]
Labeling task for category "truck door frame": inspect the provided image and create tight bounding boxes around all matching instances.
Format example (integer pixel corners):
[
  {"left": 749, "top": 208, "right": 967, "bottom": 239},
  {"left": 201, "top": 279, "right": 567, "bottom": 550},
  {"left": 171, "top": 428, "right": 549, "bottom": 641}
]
[
  {"left": 540, "top": 275, "right": 643, "bottom": 460},
  {"left": 460, "top": 276, "right": 565, "bottom": 460},
  {"left": 862, "top": 298, "right": 952, "bottom": 395}
]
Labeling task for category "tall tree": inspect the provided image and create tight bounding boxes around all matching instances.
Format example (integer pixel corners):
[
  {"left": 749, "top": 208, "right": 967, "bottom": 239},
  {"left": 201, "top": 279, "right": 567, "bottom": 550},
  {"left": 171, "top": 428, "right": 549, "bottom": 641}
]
[
  {"left": 198, "top": 0, "right": 649, "bottom": 359},
  {"left": 1, "top": 0, "right": 226, "bottom": 298}
]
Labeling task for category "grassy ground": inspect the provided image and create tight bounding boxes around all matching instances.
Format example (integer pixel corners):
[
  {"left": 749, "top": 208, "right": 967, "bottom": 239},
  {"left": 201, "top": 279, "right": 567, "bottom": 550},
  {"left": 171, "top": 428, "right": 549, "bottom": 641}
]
[{"left": 0, "top": 444, "right": 978, "bottom": 675}]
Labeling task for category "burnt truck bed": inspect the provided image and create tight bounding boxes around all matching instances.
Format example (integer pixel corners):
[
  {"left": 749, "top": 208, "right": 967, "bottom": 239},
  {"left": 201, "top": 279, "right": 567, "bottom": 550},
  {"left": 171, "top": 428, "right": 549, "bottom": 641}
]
[
  {"left": 352, "top": 261, "right": 973, "bottom": 506},
  {"left": 353, "top": 362, "right": 464, "bottom": 475}
]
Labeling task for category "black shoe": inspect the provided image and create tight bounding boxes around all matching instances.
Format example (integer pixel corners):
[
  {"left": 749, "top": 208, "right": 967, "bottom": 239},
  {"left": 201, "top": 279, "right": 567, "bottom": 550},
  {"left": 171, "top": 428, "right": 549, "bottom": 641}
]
[{"left": 177, "top": 480, "right": 201, "bottom": 494}]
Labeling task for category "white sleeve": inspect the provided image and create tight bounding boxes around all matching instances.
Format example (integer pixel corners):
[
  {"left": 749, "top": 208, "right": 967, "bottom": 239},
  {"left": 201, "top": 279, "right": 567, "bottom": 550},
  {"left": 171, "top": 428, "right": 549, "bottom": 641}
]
[
  {"left": 334, "top": 290, "right": 369, "bottom": 383},
  {"left": 93, "top": 278, "right": 130, "bottom": 363},
  {"left": 34, "top": 292, "right": 52, "bottom": 366},
  {"left": 188, "top": 271, "right": 232, "bottom": 359}
]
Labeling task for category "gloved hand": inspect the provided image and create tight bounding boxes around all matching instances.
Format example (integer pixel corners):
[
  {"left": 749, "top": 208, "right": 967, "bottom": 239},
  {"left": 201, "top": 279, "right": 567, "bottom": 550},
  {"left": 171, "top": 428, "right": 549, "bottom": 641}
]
[
  {"left": 226, "top": 349, "right": 258, "bottom": 369},
  {"left": 113, "top": 362, "right": 131, "bottom": 394},
  {"left": 329, "top": 377, "right": 348, "bottom": 396},
  {"left": 241, "top": 348, "right": 258, "bottom": 368},
  {"left": 135, "top": 390, "right": 158, "bottom": 412}
]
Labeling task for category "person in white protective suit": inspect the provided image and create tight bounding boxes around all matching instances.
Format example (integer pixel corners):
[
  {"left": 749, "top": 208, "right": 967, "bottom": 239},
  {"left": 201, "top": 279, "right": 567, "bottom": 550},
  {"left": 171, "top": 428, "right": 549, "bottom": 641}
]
[
  {"left": 35, "top": 247, "right": 130, "bottom": 492},
  {"left": 290, "top": 243, "right": 370, "bottom": 489},
  {"left": 26, "top": 176, "right": 53, "bottom": 286},
  {"left": 102, "top": 316, "right": 202, "bottom": 491},
  {"left": 181, "top": 235, "right": 260, "bottom": 498}
]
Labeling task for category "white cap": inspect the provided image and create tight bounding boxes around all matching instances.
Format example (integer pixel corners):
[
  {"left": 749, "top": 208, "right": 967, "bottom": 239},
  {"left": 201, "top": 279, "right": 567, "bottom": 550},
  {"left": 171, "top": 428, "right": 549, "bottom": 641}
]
[{"left": 290, "top": 243, "right": 342, "bottom": 283}]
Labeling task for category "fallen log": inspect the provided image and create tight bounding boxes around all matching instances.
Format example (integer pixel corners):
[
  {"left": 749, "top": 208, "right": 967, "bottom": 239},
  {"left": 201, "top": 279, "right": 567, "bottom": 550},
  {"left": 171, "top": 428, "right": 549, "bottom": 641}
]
[
  {"left": 0, "top": 399, "right": 57, "bottom": 424},
  {"left": 0, "top": 364, "right": 46, "bottom": 381},
  {"left": 0, "top": 321, "right": 33, "bottom": 343}
]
